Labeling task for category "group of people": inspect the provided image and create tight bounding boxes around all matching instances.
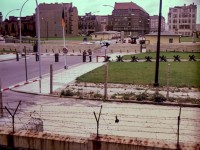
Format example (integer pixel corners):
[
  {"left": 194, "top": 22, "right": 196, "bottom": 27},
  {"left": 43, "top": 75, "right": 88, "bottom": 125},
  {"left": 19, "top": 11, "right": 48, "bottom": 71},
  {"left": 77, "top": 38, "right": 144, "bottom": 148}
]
[{"left": 83, "top": 49, "right": 92, "bottom": 62}]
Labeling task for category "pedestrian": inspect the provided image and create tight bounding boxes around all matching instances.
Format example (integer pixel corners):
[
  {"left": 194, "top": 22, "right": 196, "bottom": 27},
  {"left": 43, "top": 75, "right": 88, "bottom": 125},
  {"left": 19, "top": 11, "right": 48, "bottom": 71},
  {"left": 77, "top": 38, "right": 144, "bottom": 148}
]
[
  {"left": 83, "top": 50, "right": 87, "bottom": 62},
  {"left": 88, "top": 49, "right": 92, "bottom": 62}
]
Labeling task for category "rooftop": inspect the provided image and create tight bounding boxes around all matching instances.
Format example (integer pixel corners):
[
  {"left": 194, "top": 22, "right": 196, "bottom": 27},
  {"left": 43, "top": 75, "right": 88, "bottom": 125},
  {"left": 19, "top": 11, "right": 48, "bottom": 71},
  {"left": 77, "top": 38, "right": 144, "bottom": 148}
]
[
  {"left": 146, "top": 31, "right": 181, "bottom": 36},
  {"left": 114, "top": 2, "right": 147, "bottom": 13},
  {"left": 93, "top": 31, "right": 120, "bottom": 34}
]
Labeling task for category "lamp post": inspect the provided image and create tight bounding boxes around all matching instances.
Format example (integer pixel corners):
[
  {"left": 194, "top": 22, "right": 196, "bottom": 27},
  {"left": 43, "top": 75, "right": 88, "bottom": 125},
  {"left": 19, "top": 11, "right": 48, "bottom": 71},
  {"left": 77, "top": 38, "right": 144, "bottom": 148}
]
[
  {"left": 154, "top": 0, "right": 162, "bottom": 87},
  {"left": 42, "top": 18, "right": 48, "bottom": 40},
  {"left": 20, "top": 0, "right": 41, "bottom": 91},
  {"left": 103, "top": 5, "right": 114, "bottom": 8},
  {"left": 20, "top": 0, "right": 30, "bottom": 83},
  {"left": 4, "top": 9, "right": 20, "bottom": 35},
  {"left": 5, "top": 9, "right": 20, "bottom": 20}
]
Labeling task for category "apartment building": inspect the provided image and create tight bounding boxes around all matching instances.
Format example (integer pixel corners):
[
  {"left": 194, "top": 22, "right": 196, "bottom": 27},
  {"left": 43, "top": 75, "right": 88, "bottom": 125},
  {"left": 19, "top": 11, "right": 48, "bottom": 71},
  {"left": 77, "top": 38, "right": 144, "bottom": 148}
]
[
  {"left": 149, "top": 15, "right": 165, "bottom": 32},
  {"left": 0, "top": 12, "right": 2, "bottom": 34},
  {"left": 0, "top": 15, "right": 35, "bottom": 37},
  {"left": 168, "top": 3, "right": 197, "bottom": 36},
  {"left": 78, "top": 12, "right": 101, "bottom": 36},
  {"left": 112, "top": 2, "right": 150, "bottom": 37},
  {"left": 38, "top": 2, "right": 78, "bottom": 38},
  {"left": 96, "top": 15, "right": 109, "bottom": 31}
]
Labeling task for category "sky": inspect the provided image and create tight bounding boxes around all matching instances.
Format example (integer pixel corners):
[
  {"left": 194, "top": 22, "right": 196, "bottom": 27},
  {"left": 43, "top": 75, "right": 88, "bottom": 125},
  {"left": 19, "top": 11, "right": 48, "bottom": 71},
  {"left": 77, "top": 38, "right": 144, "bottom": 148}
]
[{"left": 1, "top": 0, "right": 200, "bottom": 23}]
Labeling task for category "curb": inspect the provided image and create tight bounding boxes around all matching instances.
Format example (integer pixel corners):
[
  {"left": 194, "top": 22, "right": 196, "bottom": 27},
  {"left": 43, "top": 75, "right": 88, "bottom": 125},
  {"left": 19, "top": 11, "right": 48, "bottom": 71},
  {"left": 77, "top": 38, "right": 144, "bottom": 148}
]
[{"left": 1, "top": 79, "right": 39, "bottom": 92}]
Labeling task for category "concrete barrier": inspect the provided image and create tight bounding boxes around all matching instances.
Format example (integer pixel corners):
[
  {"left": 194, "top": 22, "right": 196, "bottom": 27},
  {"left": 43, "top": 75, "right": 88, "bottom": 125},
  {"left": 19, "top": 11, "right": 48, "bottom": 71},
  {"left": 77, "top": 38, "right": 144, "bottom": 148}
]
[
  {"left": 0, "top": 128, "right": 199, "bottom": 150},
  {"left": 0, "top": 42, "right": 199, "bottom": 54}
]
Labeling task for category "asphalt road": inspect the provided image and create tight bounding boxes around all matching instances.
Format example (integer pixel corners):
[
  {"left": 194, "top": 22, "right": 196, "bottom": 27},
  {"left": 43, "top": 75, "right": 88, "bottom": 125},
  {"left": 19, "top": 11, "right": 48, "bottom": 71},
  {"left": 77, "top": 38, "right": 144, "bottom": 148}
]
[{"left": 0, "top": 55, "right": 84, "bottom": 89}]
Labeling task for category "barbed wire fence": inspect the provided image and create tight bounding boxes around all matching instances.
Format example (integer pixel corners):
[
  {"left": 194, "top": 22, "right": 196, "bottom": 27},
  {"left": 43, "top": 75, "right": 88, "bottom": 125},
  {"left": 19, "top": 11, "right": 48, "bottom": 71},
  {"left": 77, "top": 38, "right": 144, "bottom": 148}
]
[{"left": 0, "top": 100, "right": 199, "bottom": 147}]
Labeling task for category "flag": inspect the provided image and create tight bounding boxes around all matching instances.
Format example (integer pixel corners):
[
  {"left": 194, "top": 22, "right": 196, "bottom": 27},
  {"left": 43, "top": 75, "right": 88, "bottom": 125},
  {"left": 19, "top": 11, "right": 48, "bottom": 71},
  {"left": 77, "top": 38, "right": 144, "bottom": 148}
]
[{"left": 61, "top": 8, "right": 66, "bottom": 28}]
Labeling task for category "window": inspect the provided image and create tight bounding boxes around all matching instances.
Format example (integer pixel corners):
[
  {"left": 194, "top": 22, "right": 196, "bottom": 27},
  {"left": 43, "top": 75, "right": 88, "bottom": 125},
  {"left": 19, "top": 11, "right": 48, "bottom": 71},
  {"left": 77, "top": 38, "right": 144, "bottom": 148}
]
[{"left": 169, "top": 38, "right": 173, "bottom": 43}]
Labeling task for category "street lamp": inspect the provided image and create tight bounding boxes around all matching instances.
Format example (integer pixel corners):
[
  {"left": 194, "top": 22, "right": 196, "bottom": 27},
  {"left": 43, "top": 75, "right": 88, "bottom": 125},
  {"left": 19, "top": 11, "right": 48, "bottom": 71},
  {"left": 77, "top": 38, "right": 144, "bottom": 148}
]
[
  {"left": 20, "top": 0, "right": 30, "bottom": 83},
  {"left": 42, "top": 18, "right": 48, "bottom": 40},
  {"left": 5, "top": 9, "right": 20, "bottom": 20},
  {"left": 103, "top": 5, "right": 114, "bottom": 8},
  {"left": 19, "top": 0, "right": 41, "bottom": 92},
  {"left": 154, "top": 0, "right": 162, "bottom": 87},
  {"left": 4, "top": 9, "right": 20, "bottom": 35}
]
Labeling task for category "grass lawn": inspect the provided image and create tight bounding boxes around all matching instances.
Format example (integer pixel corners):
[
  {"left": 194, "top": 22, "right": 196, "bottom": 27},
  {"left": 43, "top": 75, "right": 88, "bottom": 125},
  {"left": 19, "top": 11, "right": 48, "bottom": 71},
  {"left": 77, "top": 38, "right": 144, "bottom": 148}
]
[
  {"left": 123, "top": 52, "right": 200, "bottom": 60},
  {"left": 77, "top": 62, "right": 200, "bottom": 88},
  {"left": 180, "top": 37, "right": 200, "bottom": 42}
]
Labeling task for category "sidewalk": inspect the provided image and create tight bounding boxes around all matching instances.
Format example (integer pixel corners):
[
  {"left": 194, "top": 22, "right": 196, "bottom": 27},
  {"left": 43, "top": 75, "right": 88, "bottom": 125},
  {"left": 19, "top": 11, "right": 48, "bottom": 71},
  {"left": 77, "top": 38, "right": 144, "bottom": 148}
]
[
  {"left": 11, "top": 53, "right": 124, "bottom": 95},
  {"left": 0, "top": 54, "right": 17, "bottom": 62}
]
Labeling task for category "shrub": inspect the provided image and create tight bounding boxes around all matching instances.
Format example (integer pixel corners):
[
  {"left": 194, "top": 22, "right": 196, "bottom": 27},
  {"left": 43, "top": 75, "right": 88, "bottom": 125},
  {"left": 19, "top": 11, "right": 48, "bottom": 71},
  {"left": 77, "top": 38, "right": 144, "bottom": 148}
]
[
  {"left": 151, "top": 92, "right": 166, "bottom": 103},
  {"left": 94, "top": 93, "right": 103, "bottom": 99},
  {"left": 136, "top": 93, "right": 148, "bottom": 101},
  {"left": 60, "top": 89, "right": 74, "bottom": 96}
]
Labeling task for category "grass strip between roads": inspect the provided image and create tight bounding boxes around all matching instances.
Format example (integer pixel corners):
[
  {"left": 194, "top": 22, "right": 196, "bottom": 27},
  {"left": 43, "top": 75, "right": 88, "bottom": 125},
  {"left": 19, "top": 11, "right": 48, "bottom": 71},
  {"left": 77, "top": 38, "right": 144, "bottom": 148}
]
[{"left": 77, "top": 61, "right": 200, "bottom": 88}]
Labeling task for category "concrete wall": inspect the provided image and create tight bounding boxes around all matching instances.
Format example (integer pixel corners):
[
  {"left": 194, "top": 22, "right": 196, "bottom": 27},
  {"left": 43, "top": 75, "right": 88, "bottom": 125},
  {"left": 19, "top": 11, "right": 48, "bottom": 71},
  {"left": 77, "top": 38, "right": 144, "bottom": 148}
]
[
  {"left": 92, "top": 34, "right": 118, "bottom": 40},
  {"left": 0, "top": 41, "right": 199, "bottom": 54},
  {"left": 0, "top": 129, "right": 199, "bottom": 150},
  {"left": 146, "top": 42, "right": 200, "bottom": 52}
]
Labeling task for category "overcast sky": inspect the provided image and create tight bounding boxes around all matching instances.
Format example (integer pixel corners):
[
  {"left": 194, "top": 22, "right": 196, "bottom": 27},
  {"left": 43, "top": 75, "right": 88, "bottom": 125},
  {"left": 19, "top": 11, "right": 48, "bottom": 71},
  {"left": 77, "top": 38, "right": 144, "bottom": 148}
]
[{"left": 1, "top": 0, "right": 200, "bottom": 23}]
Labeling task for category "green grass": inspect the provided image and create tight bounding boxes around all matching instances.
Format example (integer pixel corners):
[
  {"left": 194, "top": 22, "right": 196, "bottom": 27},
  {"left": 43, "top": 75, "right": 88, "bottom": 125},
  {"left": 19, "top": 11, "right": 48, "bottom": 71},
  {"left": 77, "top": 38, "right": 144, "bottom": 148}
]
[
  {"left": 123, "top": 52, "right": 200, "bottom": 60},
  {"left": 77, "top": 62, "right": 200, "bottom": 88},
  {"left": 41, "top": 36, "right": 92, "bottom": 41},
  {"left": 180, "top": 37, "right": 200, "bottom": 42}
]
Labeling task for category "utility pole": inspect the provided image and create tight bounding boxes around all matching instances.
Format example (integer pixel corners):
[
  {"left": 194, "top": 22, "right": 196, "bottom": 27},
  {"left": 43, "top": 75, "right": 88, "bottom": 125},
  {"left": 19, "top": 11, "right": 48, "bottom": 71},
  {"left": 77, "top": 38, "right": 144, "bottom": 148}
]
[{"left": 154, "top": 0, "right": 162, "bottom": 87}]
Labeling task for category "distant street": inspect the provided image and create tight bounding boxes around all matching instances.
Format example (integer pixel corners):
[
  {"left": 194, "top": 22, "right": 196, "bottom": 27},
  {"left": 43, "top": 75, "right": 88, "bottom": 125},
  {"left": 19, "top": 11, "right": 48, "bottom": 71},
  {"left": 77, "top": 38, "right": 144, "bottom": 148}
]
[{"left": 0, "top": 55, "right": 84, "bottom": 89}]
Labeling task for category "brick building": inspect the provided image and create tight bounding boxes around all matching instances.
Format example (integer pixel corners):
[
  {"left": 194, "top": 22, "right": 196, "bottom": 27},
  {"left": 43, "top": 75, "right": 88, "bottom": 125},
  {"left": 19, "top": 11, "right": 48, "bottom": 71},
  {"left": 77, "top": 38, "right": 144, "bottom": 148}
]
[
  {"left": 0, "top": 15, "right": 35, "bottom": 37},
  {"left": 38, "top": 2, "right": 78, "bottom": 38},
  {"left": 149, "top": 15, "right": 165, "bottom": 32},
  {"left": 78, "top": 12, "right": 102, "bottom": 36},
  {"left": 111, "top": 2, "right": 150, "bottom": 37},
  {"left": 168, "top": 3, "right": 197, "bottom": 36}
]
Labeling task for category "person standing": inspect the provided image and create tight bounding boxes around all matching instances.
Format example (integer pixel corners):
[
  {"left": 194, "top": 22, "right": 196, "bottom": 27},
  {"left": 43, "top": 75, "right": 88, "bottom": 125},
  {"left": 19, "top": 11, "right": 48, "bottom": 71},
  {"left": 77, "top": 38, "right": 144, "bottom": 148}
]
[
  {"left": 83, "top": 50, "right": 87, "bottom": 62},
  {"left": 88, "top": 49, "right": 92, "bottom": 62}
]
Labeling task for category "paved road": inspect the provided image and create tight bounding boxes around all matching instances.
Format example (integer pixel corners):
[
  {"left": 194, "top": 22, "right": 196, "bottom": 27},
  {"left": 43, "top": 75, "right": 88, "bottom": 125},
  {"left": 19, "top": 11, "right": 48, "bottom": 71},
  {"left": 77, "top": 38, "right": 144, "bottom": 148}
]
[
  {"left": 0, "top": 55, "right": 85, "bottom": 89},
  {"left": 1, "top": 91, "right": 199, "bottom": 146}
]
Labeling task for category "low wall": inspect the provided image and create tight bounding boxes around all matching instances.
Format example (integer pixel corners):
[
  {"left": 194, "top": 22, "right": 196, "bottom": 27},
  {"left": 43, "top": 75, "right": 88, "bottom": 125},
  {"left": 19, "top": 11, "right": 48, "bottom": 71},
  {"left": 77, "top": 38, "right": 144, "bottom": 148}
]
[
  {"left": 0, "top": 42, "right": 199, "bottom": 54},
  {"left": 0, "top": 128, "right": 199, "bottom": 150},
  {"left": 146, "top": 43, "right": 200, "bottom": 52}
]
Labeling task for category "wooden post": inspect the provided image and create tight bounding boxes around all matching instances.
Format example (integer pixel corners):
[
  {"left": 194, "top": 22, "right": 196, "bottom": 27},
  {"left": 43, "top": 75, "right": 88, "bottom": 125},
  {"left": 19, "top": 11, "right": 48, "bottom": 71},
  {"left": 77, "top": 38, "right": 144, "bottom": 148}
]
[
  {"left": 0, "top": 79, "right": 3, "bottom": 117},
  {"left": 104, "top": 64, "right": 108, "bottom": 100},
  {"left": 50, "top": 64, "right": 53, "bottom": 94},
  {"left": 177, "top": 107, "right": 182, "bottom": 149},
  {"left": 93, "top": 105, "right": 102, "bottom": 138},
  {"left": 166, "top": 64, "right": 170, "bottom": 101}
]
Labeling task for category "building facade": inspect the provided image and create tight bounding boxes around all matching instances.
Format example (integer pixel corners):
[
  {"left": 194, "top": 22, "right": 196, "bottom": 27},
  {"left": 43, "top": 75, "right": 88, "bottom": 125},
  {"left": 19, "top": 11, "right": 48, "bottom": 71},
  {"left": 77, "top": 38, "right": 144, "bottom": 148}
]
[
  {"left": 146, "top": 31, "right": 180, "bottom": 44},
  {"left": 112, "top": 2, "right": 150, "bottom": 37},
  {"left": 0, "top": 15, "right": 35, "bottom": 37},
  {"left": 38, "top": 2, "right": 78, "bottom": 38},
  {"left": 168, "top": 3, "right": 197, "bottom": 36},
  {"left": 149, "top": 15, "right": 165, "bottom": 32},
  {"left": 0, "top": 12, "right": 3, "bottom": 35},
  {"left": 78, "top": 13, "right": 101, "bottom": 36},
  {"left": 96, "top": 15, "right": 109, "bottom": 31},
  {"left": 91, "top": 31, "right": 120, "bottom": 40}
]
